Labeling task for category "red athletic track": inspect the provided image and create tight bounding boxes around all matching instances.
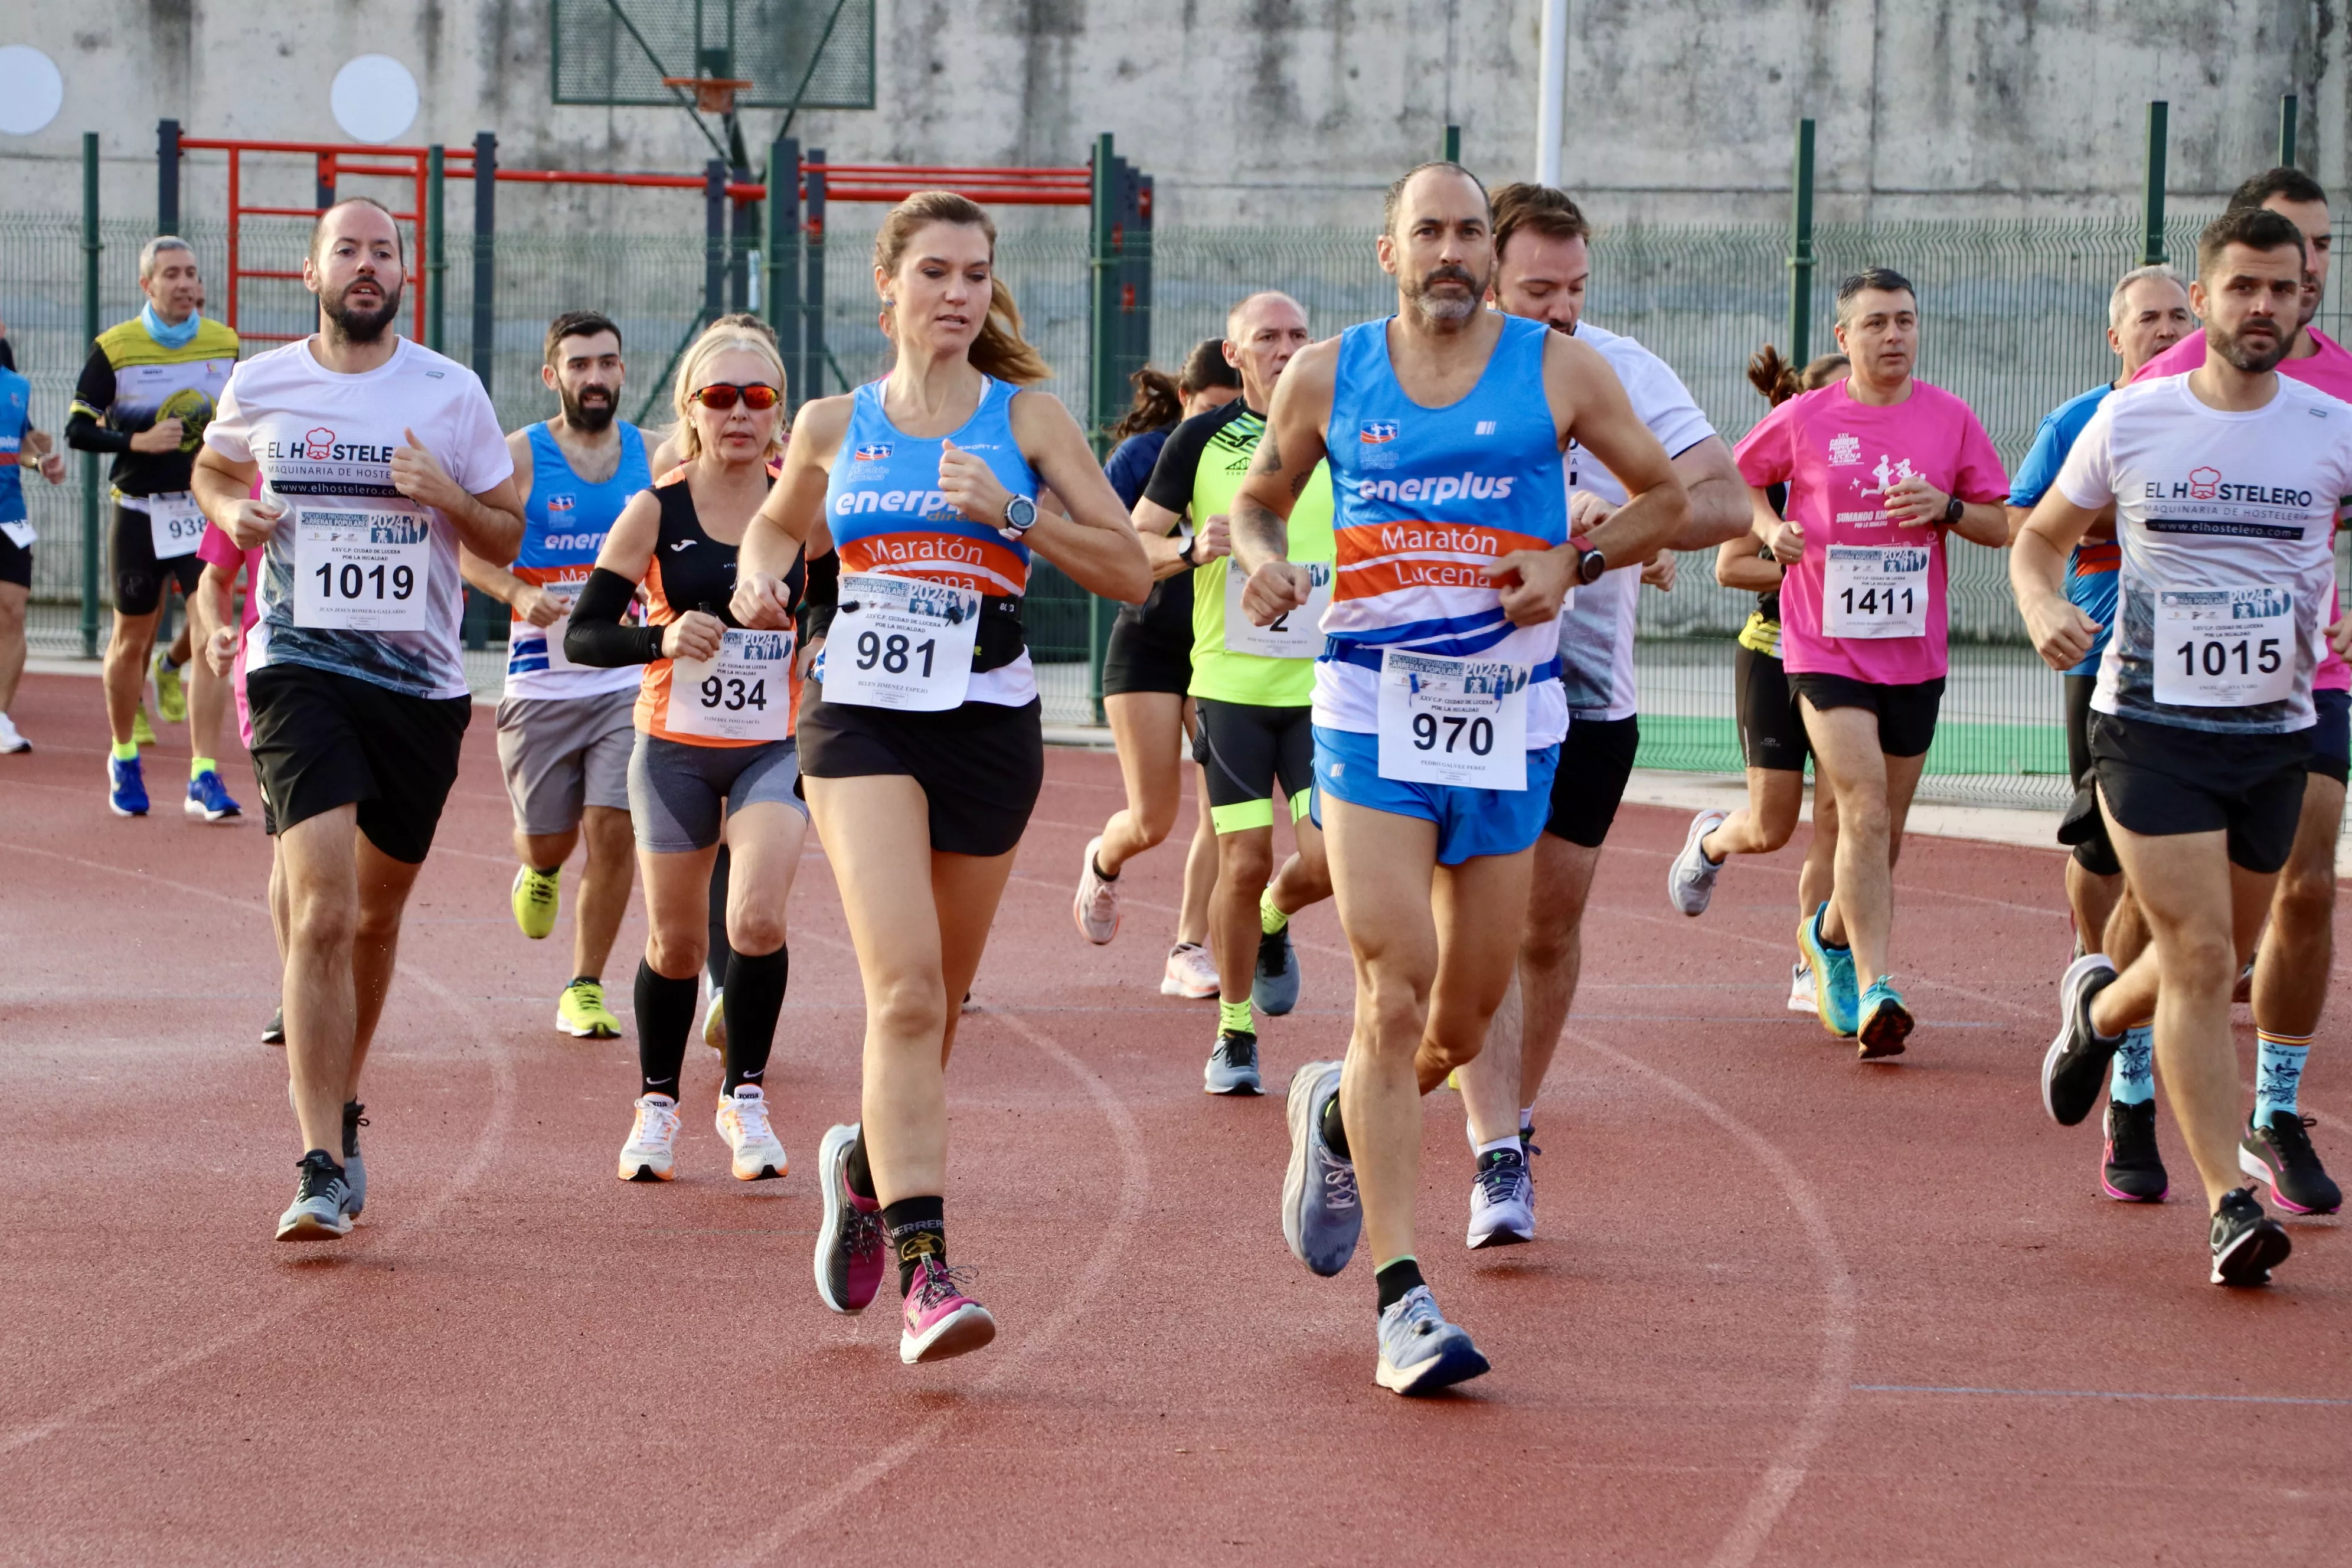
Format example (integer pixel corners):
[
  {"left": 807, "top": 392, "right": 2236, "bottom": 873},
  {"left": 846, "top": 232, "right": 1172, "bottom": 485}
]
[{"left": 1, "top": 668, "right": 2346, "bottom": 1566}]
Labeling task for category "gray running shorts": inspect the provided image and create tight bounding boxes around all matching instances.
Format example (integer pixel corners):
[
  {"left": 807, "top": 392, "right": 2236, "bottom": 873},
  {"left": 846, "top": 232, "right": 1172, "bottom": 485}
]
[
  {"left": 627, "top": 731, "right": 808, "bottom": 854},
  {"left": 495, "top": 687, "right": 639, "bottom": 839}
]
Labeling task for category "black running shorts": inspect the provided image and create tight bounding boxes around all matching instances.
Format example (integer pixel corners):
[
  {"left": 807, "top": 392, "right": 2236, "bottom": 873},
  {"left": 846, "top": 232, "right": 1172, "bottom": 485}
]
[
  {"left": 1101, "top": 607, "right": 1191, "bottom": 698},
  {"left": 794, "top": 681, "right": 1044, "bottom": 858},
  {"left": 110, "top": 502, "right": 204, "bottom": 617},
  {"left": 0, "top": 527, "right": 28, "bottom": 590},
  {"left": 1546, "top": 713, "right": 1639, "bottom": 847},
  {"left": 1736, "top": 644, "right": 1808, "bottom": 773},
  {"left": 1192, "top": 696, "right": 1315, "bottom": 835},
  {"left": 1792, "top": 671, "right": 1945, "bottom": 760},
  {"left": 2309, "top": 687, "right": 2350, "bottom": 785},
  {"left": 2062, "top": 674, "right": 2121, "bottom": 877},
  {"left": 246, "top": 662, "right": 472, "bottom": 864},
  {"left": 2089, "top": 710, "right": 2309, "bottom": 874}
]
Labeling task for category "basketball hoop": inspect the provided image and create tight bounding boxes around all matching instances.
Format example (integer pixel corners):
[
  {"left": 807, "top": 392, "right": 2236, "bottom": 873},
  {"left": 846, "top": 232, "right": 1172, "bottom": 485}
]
[{"left": 663, "top": 76, "right": 753, "bottom": 115}]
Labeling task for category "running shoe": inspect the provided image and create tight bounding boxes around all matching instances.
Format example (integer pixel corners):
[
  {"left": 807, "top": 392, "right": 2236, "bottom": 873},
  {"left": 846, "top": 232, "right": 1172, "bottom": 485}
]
[
  {"left": 2101, "top": 1099, "right": 2167, "bottom": 1203},
  {"left": 1786, "top": 961, "right": 1815, "bottom": 1015},
  {"left": 511, "top": 864, "right": 560, "bottom": 940},
  {"left": 2209, "top": 1186, "right": 2292, "bottom": 1286},
  {"left": 1204, "top": 1030, "right": 1262, "bottom": 1096},
  {"left": 715, "top": 1084, "right": 788, "bottom": 1181},
  {"left": 556, "top": 978, "right": 621, "bottom": 1040},
  {"left": 1254, "top": 922, "right": 1301, "bottom": 1015},
  {"left": 1281, "top": 1060, "right": 1361, "bottom": 1276},
  {"left": 185, "top": 768, "right": 242, "bottom": 822},
  {"left": 2240, "top": 1111, "right": 2343, "bottom": 1215},
  {"left": 704, "top": 987, "right": 727, "bottom": 1054},
  {"left": 1374, "top": 1285, "right": 1491, "bottom": 1395},
  {"left": 900, "top": 1256, "right": 997, "bottom": 1364},
  {"left": 262, "top": 1006, "right": 285, "bottom": 1046},
  {"left": 618, "top": 1093, "right": 681, "bottom": 1182},
  {"left": 131, "top": 706, "right": 156, "bottom": 747},
  {"left": 107, "top": 753, "right": 149, "bottom": 817},
  {"left": 2233, "top": 954, "right": 2256, "bottom": 1004},
  {"left": 152, "top": 649, "right": 187, "bottom": 723},
  {"left": 275, "top": 1151, "right": 352, "bottom": 1242},
  {"left": 1072, "top": 835, "right": 1121, "bottom": 944},
  {"left": 1465, "top": 1146, "right": 1534, "bottom": 1249},
  {"left": 342, "top": 1101, "right": 368, "bottom": 1219},
  {"left": 0, "top": 713, "right": 28, "bottom": 753},
  {"left": 2042, "top": 953, "right": 2124, "bottom": 1127},
  {"left": 813, "top": 1124, "right": 886, "bottom": 1314},
  {"left": 1856, "top": 976, "right": 1913, "bottom": 1060},
  {"left": 1667, "top": 808, "right": 1729, "bottom": 916},
  {"left": 1795, "top": 903, "right": 1857, "bottom": 1038},
  {"left": 1160, "top": 942, "right": 1219, "bottom": 999}
]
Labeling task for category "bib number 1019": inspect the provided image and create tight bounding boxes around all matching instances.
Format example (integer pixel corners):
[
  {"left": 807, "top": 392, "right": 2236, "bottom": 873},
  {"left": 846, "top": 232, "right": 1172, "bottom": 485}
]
[{"left": 313, "top": 560, "right": 416, "bottom": 605}]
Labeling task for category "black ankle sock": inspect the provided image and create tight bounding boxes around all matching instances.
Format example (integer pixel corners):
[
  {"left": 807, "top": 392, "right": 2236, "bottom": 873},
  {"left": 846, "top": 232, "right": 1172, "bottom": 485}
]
[
  {"left": 882, "top": 1195, "right": 946, "bottom": 1296},
  {"left": 845, "top": 1125, "right": 877, "bottom": 1200},
  {"left": 720, "top": 943, "right": 788, "bottom": 1095},
  {"left": 705, "top": 845, "right": 735, "bottom": 991},
  {"left": 1092, "top": 853, "right": 1116, "bottom": 882},
  {"left": 1320, "top": 1092, "right": 1351, "bottom": 1161},
  {"left": 633, "top": 959, "right": 699, "bottom": 1100},
  {"left": 1376, "top": 1256, "right": 1425, "bottom": 1314}
]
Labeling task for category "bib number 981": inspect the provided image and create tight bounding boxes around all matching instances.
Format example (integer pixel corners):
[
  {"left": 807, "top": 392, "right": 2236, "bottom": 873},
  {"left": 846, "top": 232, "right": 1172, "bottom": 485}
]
[{"left": 853, "top": 629, "right": 937, "bottom": 680}]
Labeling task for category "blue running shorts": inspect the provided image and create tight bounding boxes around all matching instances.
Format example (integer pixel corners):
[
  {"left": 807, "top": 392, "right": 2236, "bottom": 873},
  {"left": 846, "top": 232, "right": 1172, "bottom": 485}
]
[{"left": 1309, "top": 725, "right": 1560, "bottom": 865}]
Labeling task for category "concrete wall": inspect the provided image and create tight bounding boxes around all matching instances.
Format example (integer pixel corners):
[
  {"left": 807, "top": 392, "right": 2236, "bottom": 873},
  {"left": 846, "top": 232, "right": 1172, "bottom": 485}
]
[{"left": 0, "top": 0, "right": 2336, "bottom": 232}]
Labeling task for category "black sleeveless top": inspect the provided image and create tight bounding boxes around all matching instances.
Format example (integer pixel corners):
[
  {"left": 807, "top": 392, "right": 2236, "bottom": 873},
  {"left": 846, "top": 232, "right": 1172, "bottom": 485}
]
[{"left": 641, "top": 472, "right": 802, "bottom": 629}]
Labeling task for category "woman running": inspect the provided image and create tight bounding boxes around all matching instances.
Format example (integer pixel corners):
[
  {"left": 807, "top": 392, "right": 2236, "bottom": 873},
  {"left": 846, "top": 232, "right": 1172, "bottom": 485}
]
[
  {"left": 566, "top": 321, "right": 809, "bottom": 1184},
  {"left": 734, "top": 190, "right": 1149, "bottom": 1364},
  {"left": 1665, "top": 348, "right": 1849, "bottom": 1015},
  {"left": 1076, "top": 341, "right": 1242, "bottom": 999}
]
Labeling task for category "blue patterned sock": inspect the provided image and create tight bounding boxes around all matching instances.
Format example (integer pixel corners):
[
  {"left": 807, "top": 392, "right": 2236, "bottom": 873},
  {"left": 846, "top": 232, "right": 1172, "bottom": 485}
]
[
  {"left": 2255, "top": 1032, "right": 2311, "bottom": 1125},
  {"left": 2108, "top": 1025, "right": 2154, "bottom": 1106}
]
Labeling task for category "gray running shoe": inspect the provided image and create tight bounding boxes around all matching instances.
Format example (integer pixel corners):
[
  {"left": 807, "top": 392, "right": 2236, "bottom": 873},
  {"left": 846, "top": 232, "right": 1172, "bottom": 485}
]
[
  {"left": 1281, "top": 1060, "right": 1360, "bottom": 1276},
  {"left": 342, "top": 1101, "right": 367, "bottom": 1217},
  {"left": 1465, "top": 1147, "right": 1534, "bottom": 1249},
  {"left": 1668, "top": 809, "right": 1729, "bottom": 916},
  {"left": 1253, "top": 922, "right": 1301, "bottom": 1015},
  {"left": 1204, "top": 1030, "right": 1262, "bottom": 1095},
  {"left": 276, "top": 1151, "right": 352, "bottom": 1242},
  {"left": 1375, "top": 1285, "right": 1490, "bottom": 1394},
  {"left": 2043, "top": 953, "right": 2123, "bottom": 1126}
]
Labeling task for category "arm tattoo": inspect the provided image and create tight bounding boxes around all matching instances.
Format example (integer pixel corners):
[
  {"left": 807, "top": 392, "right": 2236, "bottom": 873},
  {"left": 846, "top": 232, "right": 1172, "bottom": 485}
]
[
  {"left": 1255, "top": 422, "right": 1282, "bottom": 475},
  {"left": 1233, "top": 496, "right": 1291, "bottom": 569}
]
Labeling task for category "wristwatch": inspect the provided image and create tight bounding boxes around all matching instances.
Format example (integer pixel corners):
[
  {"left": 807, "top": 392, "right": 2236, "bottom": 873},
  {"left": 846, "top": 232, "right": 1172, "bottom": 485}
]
[
  {"left": 1942, "top": 492, "right": 1965, "bottom": 527},
  {"left": 1177, "top": 531, "right": 1197, "bottom": 565},
  {"left": 1574, "top": 545, "right": 1608, "bottom": 585},
  {"left": 999, "top": 493, "right": 1038, "bottom": 541}
]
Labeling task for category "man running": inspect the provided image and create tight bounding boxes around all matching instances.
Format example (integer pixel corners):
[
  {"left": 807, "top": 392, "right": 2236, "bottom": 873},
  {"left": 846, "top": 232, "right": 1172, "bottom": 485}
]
[
  {"left": 1240, "top": 162, "right": 1687, "bottom": 1393},
  {"left": 2124, "top": 168, "right": 2350, "bottom": 1215},
  {"left": 460, "top": 311, "right": 648, "bottom": 1041},
  {"left": 2021, "top": 206, "right": 2352, "bottom": 1285},
  {"left": 1730, "top": 269, "right": 2010, "bottom": 1057},
  {"left": 0, "top": 359, "right": 69, "bottom": 753},
  {"left": 1454, "top": 182, "right": 1753, "bottom": 1247},
  {"left": 66, "top": 236, "right": 242, "bottom": 819},
  {"left": 192, "top": 197, "right": 522, "bottom": 1240},
  {"left": 2000, "top": 264, "right": 2193, "bottom": 1200}
]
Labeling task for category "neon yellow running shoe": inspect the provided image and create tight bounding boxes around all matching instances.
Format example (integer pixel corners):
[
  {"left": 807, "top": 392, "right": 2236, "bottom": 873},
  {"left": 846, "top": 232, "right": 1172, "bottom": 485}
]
[
  {"left": 556, "top": 977, "right": 621, "bottom": 1039},
  {"left": 130, "top": 705, "right": 157, "bottom": 747},
  {"left": 152, "top": 649, "right": 187, "bottom": 723},
  {"left": 511, "top": 864, "right": 560, "bottom": 939}
]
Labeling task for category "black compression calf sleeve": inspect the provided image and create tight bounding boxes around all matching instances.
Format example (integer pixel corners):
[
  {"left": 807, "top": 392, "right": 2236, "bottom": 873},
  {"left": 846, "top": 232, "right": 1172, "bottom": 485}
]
[
  {"left": 721, "top": 943, "right": 788, "bottom": 1095},
  {"left": 706, "top": 844, "right": 735, "bottom": 991},
  {"left": 634, "top": 959, "right": 700, "bottom": 1101}
]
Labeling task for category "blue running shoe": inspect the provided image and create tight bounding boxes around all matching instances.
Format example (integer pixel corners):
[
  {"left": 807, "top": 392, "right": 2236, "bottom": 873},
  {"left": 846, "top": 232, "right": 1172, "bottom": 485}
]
[
  {"left": 1856, "top": 975, "right": 1914, "bottom": 1060},
  {"left": 1374, "top": 1285, "right": 1490, "bottom": 1395},
  {"left": 107, "top": 753, "right": 149, "bottom": 817},
  {"left": 1253, "top": 922, "right": 1301, "bottom": 1016},
  {"left": 1281, "top": 1060, "right": 1361, "bottom": 1276},
  {"left": 342, "top": 1101, "right": 368, "bottom": 1217},
  {"left": 185, "top": 768, "right": 242, "bottom": 822},
  {"left": 1204, "top": 1030, "right": 1263, "bottom": 1095},
  {"left": 1795, "top": 903, "right": 1857, "bottom": 1039}
]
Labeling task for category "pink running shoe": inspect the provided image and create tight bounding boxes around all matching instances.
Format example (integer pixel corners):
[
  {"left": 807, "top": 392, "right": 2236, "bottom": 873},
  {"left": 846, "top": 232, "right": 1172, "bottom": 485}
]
[
  {"left": 899, "top": 1255, "right": 996, "bottom": 1364},
  {"left": 813, "top": 1123, "right": 886, "bottom": 1314}
]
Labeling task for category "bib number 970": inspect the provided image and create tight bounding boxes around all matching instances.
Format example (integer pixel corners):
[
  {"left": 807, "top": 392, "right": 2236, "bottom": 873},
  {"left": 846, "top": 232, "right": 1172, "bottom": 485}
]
[{"left": 1410, "top": 710, "right": 1495, "bottom": 757}]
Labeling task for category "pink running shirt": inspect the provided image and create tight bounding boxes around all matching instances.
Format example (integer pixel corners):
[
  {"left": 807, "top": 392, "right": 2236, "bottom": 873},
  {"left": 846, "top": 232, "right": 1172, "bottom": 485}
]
[
  {"left": 195, "top": 517, "right": 264, "bottom": 747},
  {"left": 1734, "top": 380, "right": 2009, "bottom": 685}
]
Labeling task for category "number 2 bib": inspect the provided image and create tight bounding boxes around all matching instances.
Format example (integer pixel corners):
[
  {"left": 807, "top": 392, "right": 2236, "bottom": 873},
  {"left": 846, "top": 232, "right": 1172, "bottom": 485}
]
[
  {"left": 1823, "top": 544, "right": 1929, "bottom": 639},
  {"left": 2155, "top": 585, "right": 2296, "bottom": 708},
  {"left": 146, "top": 492, "right": 206, "bottom": 560},
  {"left": 294, "top": 505, "right": 431, "bottom": 631},
  {"left": 1224, "top": 563, "right": 1332, "bottom": 659},
  {"left": 821, "top": 572, "right": 981, "bottom": 712},
  {"left": 1375, "top": 649, "right": 1530, "bottom": 790},
  {"left": 668, "top": 628, "right": 796, "bottom": 741}
]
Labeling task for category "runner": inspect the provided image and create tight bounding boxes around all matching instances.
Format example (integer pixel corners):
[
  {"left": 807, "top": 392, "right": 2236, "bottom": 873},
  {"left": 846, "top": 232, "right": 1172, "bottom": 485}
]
[
  {"left": 460, "top": 311, "right": 649, "bottom": 1042},
  {"left": 1448, "top": 181, "right": 1753, "bottom": 1247},
  {"left": 1073, "top": 341, "right": 1238, "bottom": 1002},
  {"left": 1730, "top": 268, "right": 2010, "bottom": 1057},
  {"left": 1118, "top": 292, "right": 1337, "bottom": 1093},
  {"left": 732, "top": 190, "right": 1149, "bottom": 1364},
  {"left": 65, "top": 235, "right": 242, "bottom": 819},
  {"left": 2124, "top": 168, "right": 2349, "bottom": 1216},
  {"left": 1239, "top": 162, "right": 1687, "bottom": 1392},
  {"left": 191, "top": 499, "right": 285, "bottom": 1040},
  {"left": 1666, "top": 348, "right": 1848, "bottom": 1021},
  {"left": 0, "top": 358, "right": 68, "bottom": 753},
  {"left": 191, "top": 196, "right": 522, "bottom": 1240},
  {"left": 2020, "top": 206, "right": 2352, "bottom": 1284},
  {"left": 564, "top": 319, "right": 806, "bottom": 1185}
]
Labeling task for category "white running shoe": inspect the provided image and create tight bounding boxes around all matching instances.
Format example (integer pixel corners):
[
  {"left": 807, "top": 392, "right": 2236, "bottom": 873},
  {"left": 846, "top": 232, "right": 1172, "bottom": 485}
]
[
  {"left": 716, "top": 1084, "right": 788, "bottom": 1180},
  {"left": 1160, "top": 941, "right": 1219, "bottom": 998},
  {"left": 1786, "top": 961, "right": 1816, "bottom": 1014},
  {"left": 1465, "top": 1147, "right": 1535, "bottom": 1249},
  {"left": 0, "top": 713, "right": 27, "bottom": 754},
  {"left": 618, "top": 1093, "right": 682, "bottom": 1182},
  {"left": 1073, "top": 835, "right": 1121, "bottom": 944},
  {"left": 703, "top": 986, "right": 727, "bottom": 1054},
  {"left": 1667, "top": 808, "right": 1729, "bottom": 916}
]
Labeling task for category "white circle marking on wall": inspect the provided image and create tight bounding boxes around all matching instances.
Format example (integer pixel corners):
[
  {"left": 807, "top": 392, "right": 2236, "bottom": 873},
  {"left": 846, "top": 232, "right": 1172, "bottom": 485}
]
[
  {"left": 0, "top": 46, "right": 66, "bottom": 137},
  {"left": 330, "top": 54, "right": 420, "bottom": 145}
]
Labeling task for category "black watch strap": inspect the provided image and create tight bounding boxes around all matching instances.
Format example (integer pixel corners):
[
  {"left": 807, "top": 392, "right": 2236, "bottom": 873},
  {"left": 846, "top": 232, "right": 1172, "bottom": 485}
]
[
  {"left": 1578, "top": 546, "right": 1607, "bottom": 584},
  {"left": 1943, "top": 492, "right": 1965, "bottom": 526}
]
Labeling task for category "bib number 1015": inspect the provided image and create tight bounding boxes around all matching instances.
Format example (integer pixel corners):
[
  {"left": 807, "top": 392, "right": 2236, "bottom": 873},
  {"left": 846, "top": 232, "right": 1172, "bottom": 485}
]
[{"left": 2173, "top": 637, "right": 2281, "bottom": 679}]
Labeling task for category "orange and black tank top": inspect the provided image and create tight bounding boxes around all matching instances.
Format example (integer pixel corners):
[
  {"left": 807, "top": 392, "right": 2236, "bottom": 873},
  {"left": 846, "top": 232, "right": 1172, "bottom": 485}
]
[{"left": 633, "top": 471, "right": 805, "bottom": 745}]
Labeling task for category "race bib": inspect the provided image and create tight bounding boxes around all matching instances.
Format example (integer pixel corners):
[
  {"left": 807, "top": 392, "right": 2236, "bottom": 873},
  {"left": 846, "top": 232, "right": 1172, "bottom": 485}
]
[
  {"left": 294, "top": 506, "right": 430, "bottom": 632},
  {"left": 668, "top": 628, "right": 796, "bottom": 741},
  {"left": 1375, "top": 649, "right": 1530, "bottom": 790},
  {"left": 2154, "top": 585, "right": 2296, "bottom": 708},
  {"left": 0, "top": 519, "right": 32, "bottom": 550},
  {"left": 1224, "top": 563, "right": 1333, "bottom": 659},
  {"left": 146, "top": 492, "right": 206, "bottom": 560},
  {"left": 1823, "top": 544, "right": 1929, "bottom": 639},
  {"left": 820, "top": 573, "right": 981, "bottom": 712}
]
